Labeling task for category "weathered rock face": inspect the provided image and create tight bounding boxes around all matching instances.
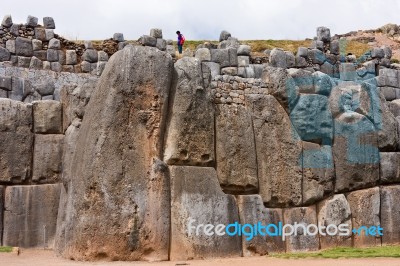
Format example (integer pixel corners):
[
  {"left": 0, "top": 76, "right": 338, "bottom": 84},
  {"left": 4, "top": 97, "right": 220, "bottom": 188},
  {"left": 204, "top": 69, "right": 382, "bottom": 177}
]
[
  {"left": 333, "top": 112, "right": 379, "bottom": 192},
  {"left": 284, "top": 206, "right": 319, "bottom": 252},
  {"left": 32, "top": 100, "right": 62, "bottom": 134},
  {"left": 302, "top": 142, "right": 335, "bottom": 205},
  {"left": 164, "top": 57, "right": 214, "bottom": 166},
  {"left": 3, "top": 184, "right": 61, "bottom": 248},
  {"left": 248, "top": 94, "right": 302, "bottom": 207},
  {"left": 32, "top": 134, "right": 64, "bottom": 183},
  {"left": 216, "top": 104, "right": 258, "bottom": 194},
  {"left": 317, "top": 194, "right": 352, "bottom": 249},
  {"left": 380, "top": 152, "right": 400, "bottom": 184},
  {"left": 380, "top": 185, "right": 400, "bottom": 245},
  {"left": 347, "top": 187, "right": 381, "bottom": 247},
  {"left": 170, "top": 166, "right": 241, "bottom": 260},
  {"left": 0, "top": 99, "right": 33, "bottom": 183},
  {"left": 55, "top": 45, "right": 173, "bottom": 261},
  {"left": 236, "top": 195, "right": 285, "bottom": 256},
  {"left": 0, "top": 186, "right": 4, "bottom": 245}
]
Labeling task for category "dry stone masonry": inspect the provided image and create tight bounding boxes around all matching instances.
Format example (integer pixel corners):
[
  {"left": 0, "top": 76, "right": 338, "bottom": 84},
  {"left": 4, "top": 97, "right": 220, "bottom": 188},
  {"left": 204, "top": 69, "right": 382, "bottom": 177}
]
[{"left": 0, "top": 15, "right": 400, "bottom": 261}]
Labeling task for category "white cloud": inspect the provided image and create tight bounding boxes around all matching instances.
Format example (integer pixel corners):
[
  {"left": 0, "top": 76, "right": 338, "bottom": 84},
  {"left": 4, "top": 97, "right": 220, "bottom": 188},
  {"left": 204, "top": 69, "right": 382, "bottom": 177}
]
[{"left": 2, "top": 0, "right": 400, "bottom": 41}]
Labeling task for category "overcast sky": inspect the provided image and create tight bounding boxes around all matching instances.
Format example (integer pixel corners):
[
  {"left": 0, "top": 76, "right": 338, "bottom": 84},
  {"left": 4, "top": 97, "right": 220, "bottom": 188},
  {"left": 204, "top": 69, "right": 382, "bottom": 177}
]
[{"left": 2, "top": 0, "right": 400, "bottom": 41}]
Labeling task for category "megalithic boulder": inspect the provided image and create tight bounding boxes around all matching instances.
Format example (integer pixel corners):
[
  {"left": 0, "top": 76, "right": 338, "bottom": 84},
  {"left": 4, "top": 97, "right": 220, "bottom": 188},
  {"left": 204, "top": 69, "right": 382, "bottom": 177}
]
[{"left": 55, "top": 45, "right": 173, "bottom": 261}]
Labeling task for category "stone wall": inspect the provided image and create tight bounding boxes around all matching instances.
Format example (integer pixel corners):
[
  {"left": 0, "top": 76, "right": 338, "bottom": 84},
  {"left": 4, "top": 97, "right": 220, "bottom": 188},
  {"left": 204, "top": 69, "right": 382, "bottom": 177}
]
[{"left": 0, "top": 18, "right": 400, "bottom": 261}]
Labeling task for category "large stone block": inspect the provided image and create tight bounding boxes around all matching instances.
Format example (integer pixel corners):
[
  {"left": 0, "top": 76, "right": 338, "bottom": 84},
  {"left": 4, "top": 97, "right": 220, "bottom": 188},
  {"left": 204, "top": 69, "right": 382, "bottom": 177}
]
[
  {"left": 33, "top": 100, "right": 62, "bottom": 134},
  {"left": 333, "top": 112, "right": 379, "bottom": 192},
  {"left": 317, "top": 26, "right": 331, "bottom": 42},
  {"left": 290, "top": 94, "right": 333, "bottom": 143},
  {"left": 3, "top": 184, "right": 61, "bottom": 248},
  {"left": 317, "top": 194, "right": 352, "bottom": 249},
  {"left": 0, "top": 76, "right": 12, "bottom": 91},
  {"left": 248, "top": 95, "right": 302, "bottom": 207},
  {"left": 43, "top": 17, "right": 55, "bottom": 29},
  {"left": 32, "top": 134, "right": 64, "bottom": 183},
  {"left": 6, "top": 40, "right": 15, "bottom": 54},
  {"left": 269, "top": 48, "right": 287, "bottom": 68},
  {"left": 170, "top": 166, "right": 241, "bottom": 260},
  {"left": 26, "top": 15, "right": 38, "bottom": 27},
  {"left": 237, "top": 45, "right": 251, "bottom": 56},
  {"left": 388, "top": 99, "right": 400, "bottom": 117},
  {"left": 378, "top": 68, "right": 399, "bottom": 88},
  {"left": 0, "top": 186, "right": 4, "bottom": 245},
  {"left": 284, "top": 206, "right": 319, "bottom": 252},
  {"left": 380, "top": 152, "right": 400, "bottom": 184},
  {"left": 138, "top": 35, "right": 157, "bottom": 47},
  {"left": 0, "top": 99, "right": 33, "bottom": 183},
  {"left": 216, "top": 104, "right": 258, "bottom": 194},
  {"left": 339, "top": 63, "right": 356, "bottom": 81},
  {"left": 211, "top": 48, "right": 230, "bottom": 67},
  {"left": 347, "top": 187, "right": 381, "bottom": 247},
  {"left": 195, "top": 48, "right": 211, "bottom": 62},
  {"left": 15, "top": 37, "right": 33, "bottom": 57},
  {"left": 380, "top": 185, "right": 400, "bottom": 244},
  {"left": 236, "top": 195, "right": 285, "bottom": 256},
  {"left": 54, "top": 46, "right": 173, "bottom": 261},
  {"left": 2, "top": 15, "right": 12, "bottom": 27},
  {"left": 0, "top": 47, "right": 11, "bottom": 62},
  {"left": 164, "top": 57, "right": 214, "bottom": 166},
  {"left": 65, "top": 50, "right": 77, "bottom": 65},
  {"left": 376, "top": 91, "right": 399, "bottom": 151},
  {"left": 302, "top": 142, "right": 335, "bottom": 205},
  {"left": 82, "top": 49, "right": 98, "bottom": 63}
]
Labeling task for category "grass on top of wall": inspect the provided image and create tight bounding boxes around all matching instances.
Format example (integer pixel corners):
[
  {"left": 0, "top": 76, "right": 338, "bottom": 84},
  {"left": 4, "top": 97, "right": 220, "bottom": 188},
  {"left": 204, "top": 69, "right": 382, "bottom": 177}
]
[
  {"left": 0, "top": 246, "right": 13, "bottom": 253},
  {"left": 271, "top": 246, "right": 400, "bottom": 259}
]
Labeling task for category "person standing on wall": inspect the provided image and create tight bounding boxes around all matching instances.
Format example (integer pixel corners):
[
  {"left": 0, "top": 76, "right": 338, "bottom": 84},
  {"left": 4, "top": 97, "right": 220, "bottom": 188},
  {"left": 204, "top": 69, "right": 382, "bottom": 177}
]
[{"left": 176, "top": 31, "right": 185, "bottom": 54}]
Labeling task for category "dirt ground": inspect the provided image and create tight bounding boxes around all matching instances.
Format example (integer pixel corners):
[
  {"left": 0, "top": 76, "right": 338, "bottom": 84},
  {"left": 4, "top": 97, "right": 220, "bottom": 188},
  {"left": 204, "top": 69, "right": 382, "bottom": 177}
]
[{"left": 1, "top": 249, "right": 400, "bottom": 266}]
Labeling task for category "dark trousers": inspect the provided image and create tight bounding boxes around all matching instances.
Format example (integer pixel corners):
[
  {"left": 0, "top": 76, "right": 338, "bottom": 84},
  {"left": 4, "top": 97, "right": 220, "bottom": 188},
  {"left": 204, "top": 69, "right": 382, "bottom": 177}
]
[{"left": 178, "top": 45, "right": 183, "bottom": 54}]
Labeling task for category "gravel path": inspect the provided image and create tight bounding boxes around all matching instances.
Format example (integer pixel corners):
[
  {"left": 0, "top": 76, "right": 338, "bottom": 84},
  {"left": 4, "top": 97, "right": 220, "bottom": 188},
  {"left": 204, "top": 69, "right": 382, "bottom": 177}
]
[{"left": 1, "top": 249, "right": 400, "bottom": 266}]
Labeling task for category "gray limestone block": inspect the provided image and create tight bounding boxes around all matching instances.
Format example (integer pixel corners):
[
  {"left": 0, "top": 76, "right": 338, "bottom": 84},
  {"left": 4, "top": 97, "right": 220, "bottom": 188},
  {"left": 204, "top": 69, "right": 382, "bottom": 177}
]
[
  {"left": 202, "top": 61, "right": 220, "bottom": 78},
  {"left": 138, "top": 35, "right": 157, "bottom": 47},
  {"left": 82, "top": 49, "right": 98, "bottom": 63},
  {"left": 320, "top": 61, "right": 334, "bottom": 77},
  {"left": 195, "top": 48, "right": 211, "bottom": 62},
  {"left": 371, "top": 47, "right": 385, "bottom": 59},
  {"left": 84, "top": 40, "right": 93, "bottom": 49},
  {"left": 339, "top": 63, "right": 356, "bottom": 81},
  {"left": 221, "top": 67, "right": 237, "bottom": 76},
  {"left": 166, "top": 45, "right": 176, "bottom": 58},
  {"left": 284, "top": 206, "right": 319, "bottom": 252},
  {"left": 29, "top": 56, "right": 43, "bottom": 69},
  {"left": 6, "top": 40, "right": 15, "bottom": 54},
  {"left": 380, "top": 152, "right": 400, "bottom": 184},
  {"left": 211, "top": 48, "right": 230, "bottom": 68},
  {"left": 330, "top": 40, "right": 340, "bottom": 55},
  {"left": 33, "top": 50, "right": 47, "bottom": 61},
  {"left": 347, "top": 187, "right": 381, "bottom": 247},
  {"left": 311, "top": 40, "right": 324, "bottom": 51},
  {"left": 286, "top": 51, "right": 295, "bottom": 68},
  {"left": 43, "top": 17, "right": 55, "bottom": 29},
  {"left": 98, "top": 50, "right": 108, "bottom": 61},
  {"left": 170, "top": 166, "right": 241, "bottom": 260},
  {"left": 0, "top": 99, "right": 33, "bottom": 183},
  {"left": 43, "top": 61, "right": 51, "bottom": 70},
  {"left": 382, "top": 45, "right": 392, "bottom": 59},
  {"left": 308, "top": 48, "right": 326, "bottom": 65},
  {"left": 297, "top": 47, "right": 309, "bottom": 58},
  {"left": 17, "top": 56, "right": 31, "bottom": 68},
  {"left": 32, "top": 39, "right": 42, "bottom": 51},
  {"left": 34, "top": 80, "right": 55, "bottom": 96},
  {"left": 32, "top": 100, "right": 62, "bottom": 133},
  {"left": 0, "top": 186, "right": 3, "bottom": 244},
  {"left": 380, "top": 185, "right": 400, "bottom": 244},
  {"left": 10, "top": 77, "right": 24, "bottom": 101},
  {"left": 237, "top": 45, "right": 251, "bottom": 56},
  {"left": 236, "top": 195, "right": 285, "bottom": 255},
  {"left": 15, "top": 37, "right": 33, "bottom": 57},
  {"left": 0, "top": 89, "right": 7, "bottom": 98},
  {"left": 269, "top": 48, "right": 287, "bottom": 68},
  {"left": 113, "top": 32, "right": 124, "bottom": 42},
  {"left": 382, "top": 86, "right": 398, "bottom": 101},
  {"left": 3, "top": 184, "right": 62, "bottom": 248},
  {"left": 317, "top": 26, "right": 331, "bottom": 42},
  {"left": 238, "top": 55, "right": 249, "bottom": 67},
  {"left": 45, "top": 29, "right": 54, "bottom": 41},
  {"left": 32, "top": 134, "right": 64, "bottom": 183},
  {"left": 150, "top": 28, "right": 163, "bottom": 39},
  {"left": 118, "top": 41, "right": 128, "bottom": 50},
  {"left": 228, "top": 47, "right": 238, "bottom": 66},
  {"left": 58, "top": 50, "right": 65, "bottom": 65},
  {"left": 317, "top": 194, "right": 352, "bottom": 249},
  {"left": 97, "top": 61, "right": 107, "bottom": 76},
  {"left": 51, "top": 62, "right": 62, "bottom": 72},
  {"left": 0, "top": 47, "right": 11, "bottom": 62},
  {"left": 47, "top": 49, "right": 59, "bottom": 62},
  {"left": 2, "top": 15, "right": 12, "bottom": 27},
  {"left": 156, "top": 38, "right": 166, "bottom": 51},
  {"left": 219, "top": 30, "right": 231, "bottom": 42},
  {"left": 80, "top": 61, "right": 90, "bottom": 73},
  {"left": 378, "top": 68, "right": 399, "bottom": 88},
  {"left": 34, "top": 27, "right": 46, "bottom": 41},
  {"left": 388, "top": 99, "right": 400, "bottom": 117},
  {"left": 26, "top": 15, "right": 38, "bottom": 27},
  {"left": 65, "top": 50, "right": 77, "bottom": 65},
  {"left": 10, "top": 23, "right": 19, "bottom": 36},
  {"left": 48, "top": 38, "right": 61, "bottom": 49},
  {"left": 0, "top": 76, "right": 12, "bottom": 90}
]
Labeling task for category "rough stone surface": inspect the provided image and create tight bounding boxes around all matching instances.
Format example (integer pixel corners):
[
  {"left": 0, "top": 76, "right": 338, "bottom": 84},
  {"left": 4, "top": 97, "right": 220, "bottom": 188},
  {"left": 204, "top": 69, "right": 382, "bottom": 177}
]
[
  {"left": 156, "top": 38, "right": 166, "bottom": 51},
  {"left": 164, "top": 57, "right": 214, "bottom": 166},
  {"left": 82, "top": 49, "right": 98, "bottom": 63},
  {"left": 2, "top": 15, "right": 12, "bottom": 27},
  {"left": 269, "top": 48, "right": 288, "bottom": 68},
  {"left": 0, "top": 186, "right": 3, "bottom": 244},
  {"left": 380, "top": 185, "right": 400, "bottom": 244},
  {"left": 33, "top": 100, "right": 62, "bottom": 134},
  {"left": 0, "top": 99, "right": 33, "bottom": 183},
  {"left": 216, "top": 104, "right": 257, "bottom": 194},
  {"left": 202, "top": 62, "right": 220, "bottom": 78},
  {"left": 237, "top": 195, "right": 285, "bottom": 255},
  {"left": 113, "top": 33, "right": 124, "bottom": 42},
  {"left": 66, "top": 50, "right": 77, "bottom": 65},
  {"left": 347, "top": 187, "right": 381, "bottom": 247},
  {"left": 32, "top": 39, "right": 42, "bottom": 51},
  {"left": 170, "top": 166, "right": 241, "bottom": 260},
  {"left": 47, "top": 49, "right": 59, "bottom": 62},
  {"left": 32, "top": 134, "right": 64, "bottom": 183},
  {"left": 150, "top": 28, "right": 162, "bottom": 39},
  {"left": 195, "top": 48, "right": 211, "bottom": 62},
  {"left": 43, "top": 17, "right": 55, "bottom": 29},
  {"left": 377, "top": 92, "right": 399, "bottom": 151},
  {"left": 55, "top": 45, "right": 173, "bottom": 261},
  {"left": 48, "top": 38, "right": 61, "bottom": 49},
  {"left": 380, "top": 152, "right": 400, "bottom": 184},
  {"left": 138, "top": 35, "right": 157, "bottom": 47},
  {"left": 333, "top": 112, "right": 379, "bottom": 192},
  {"left": 248, "top": 94, "right": 302, "bottom": 207},
  {"left": 3, "top": 184, "right": 61, "bottom": 248},
  {"left": 284, "top": 206, "right": 319, "bottom": 252},
  {"left": 317, "top": 194, "right": 352, "bottom": 249},
  {"left": 26, "top": 15, "right": 38, "bottom": 27},
  {"left": 6, "top": 40, "right": 16, "bottom": 54},
  {"left": 219, "top": 30, "right": 231, "bottom": 42},
  {"left": 317, "top": 26, "right": 331, "bottom": 42},
  {"left": 302, "top": 142, "right": 335, "bottom": 205},
  {"left": 15, "top": 37, "right": 33, "bottom": 57}
]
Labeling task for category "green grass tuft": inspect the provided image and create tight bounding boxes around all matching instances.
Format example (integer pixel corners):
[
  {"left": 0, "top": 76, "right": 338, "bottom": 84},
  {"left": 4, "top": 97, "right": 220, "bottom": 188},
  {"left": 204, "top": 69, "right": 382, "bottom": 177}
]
[
  {"left": 271, "top": 246, "right": 400, "bottom": 259},
  {"left": 0, "top": 246, "right": 13, "bottom": 253}
]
